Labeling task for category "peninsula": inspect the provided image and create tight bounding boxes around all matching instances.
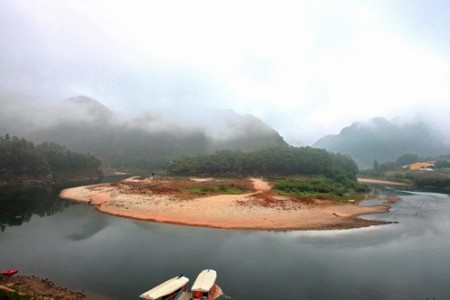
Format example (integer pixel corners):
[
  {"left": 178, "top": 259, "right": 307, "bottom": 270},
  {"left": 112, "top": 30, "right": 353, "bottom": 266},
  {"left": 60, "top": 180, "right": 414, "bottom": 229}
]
[{"left": 60, "top": 176, "right": 390, "bottom": 230}]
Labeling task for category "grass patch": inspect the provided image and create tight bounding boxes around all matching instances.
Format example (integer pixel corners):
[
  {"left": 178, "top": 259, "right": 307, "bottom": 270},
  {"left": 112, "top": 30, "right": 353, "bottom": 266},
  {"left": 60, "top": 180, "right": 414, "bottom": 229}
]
[{"left": 273, "top": 176, "right": 368, "bottom": 201}]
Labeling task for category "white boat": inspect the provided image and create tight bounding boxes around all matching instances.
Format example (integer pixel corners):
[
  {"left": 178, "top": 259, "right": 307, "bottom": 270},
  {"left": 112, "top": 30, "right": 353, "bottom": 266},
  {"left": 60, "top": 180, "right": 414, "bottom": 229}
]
[
  {"left": 140, "top": 275, "right": 189, "bottom": 300},
  {"left": 191, "top": 269, "right": 217, "bottom": 300}
]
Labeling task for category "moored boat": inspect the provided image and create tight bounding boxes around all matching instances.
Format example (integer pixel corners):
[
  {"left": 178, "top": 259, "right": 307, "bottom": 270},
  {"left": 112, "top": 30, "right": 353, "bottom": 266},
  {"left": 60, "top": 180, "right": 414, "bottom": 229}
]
[
  {"left": 191, "top": 269, "right": 217, "bottom": 300},
  {"left": 1, "top": 269, "right": 19, "bottom": 276},
  {"left": 140, "top": 274, "right": 189, "bottom": 300}
]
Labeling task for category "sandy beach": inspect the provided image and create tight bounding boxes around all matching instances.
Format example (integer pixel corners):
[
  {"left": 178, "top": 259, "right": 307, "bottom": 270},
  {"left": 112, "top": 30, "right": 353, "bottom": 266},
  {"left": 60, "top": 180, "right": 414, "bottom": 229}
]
[{"left": 60, "top": 177, "right": 392, "bottom": 230}]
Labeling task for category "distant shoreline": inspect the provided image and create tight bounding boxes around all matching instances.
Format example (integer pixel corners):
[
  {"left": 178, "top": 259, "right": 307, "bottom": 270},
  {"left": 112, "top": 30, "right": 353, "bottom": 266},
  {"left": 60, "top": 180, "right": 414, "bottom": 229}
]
[
  {"left": 358, "top": 177, "right": 408, "bottom": 186},
  {"left": 60, "top": 177, "right": 392, "bottom": 231}
]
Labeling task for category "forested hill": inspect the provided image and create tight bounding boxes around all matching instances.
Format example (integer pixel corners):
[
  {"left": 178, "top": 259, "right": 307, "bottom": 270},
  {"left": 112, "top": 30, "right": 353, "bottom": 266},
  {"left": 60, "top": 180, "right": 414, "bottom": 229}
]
[
  {"left": 167, "top": 146, "right": 358, "bottom": 183},
  {"left": 1, "top": 95, "right": 287, "bottom": 170},
  {"left": 313, "top": 117, "right": 450, "bottom": 168},
  {"left": 0, "top": 134, "right": 102, "bottom": 183}
]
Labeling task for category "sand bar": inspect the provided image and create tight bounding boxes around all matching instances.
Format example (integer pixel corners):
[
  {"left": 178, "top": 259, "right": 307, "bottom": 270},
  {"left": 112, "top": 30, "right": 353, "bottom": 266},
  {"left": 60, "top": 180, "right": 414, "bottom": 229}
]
[{"left": 60, "top": 178, "right": 392, "bottom": 231}]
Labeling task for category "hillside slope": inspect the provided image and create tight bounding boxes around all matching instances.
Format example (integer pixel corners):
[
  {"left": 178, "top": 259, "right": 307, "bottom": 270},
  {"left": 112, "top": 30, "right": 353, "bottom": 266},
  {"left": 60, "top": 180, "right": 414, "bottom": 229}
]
[
  {"left": 1, "top": 95, "right": 287, "bottom": 170},
  {"left": 313, "top": 117, "right": 450, "bottom": 168}
]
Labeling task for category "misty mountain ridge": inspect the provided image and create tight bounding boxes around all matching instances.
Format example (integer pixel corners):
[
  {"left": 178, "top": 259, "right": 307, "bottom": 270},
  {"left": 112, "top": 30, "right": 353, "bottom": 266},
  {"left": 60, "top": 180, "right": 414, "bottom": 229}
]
[
  {"left": 66, "top": 95, "right": 114, "bottom": 125},
  {"left": 0, "top": 94, "right": 287, "bottom": 170},
  {"left": 313, "top": 117, "right": 450, "bottom": 168}
]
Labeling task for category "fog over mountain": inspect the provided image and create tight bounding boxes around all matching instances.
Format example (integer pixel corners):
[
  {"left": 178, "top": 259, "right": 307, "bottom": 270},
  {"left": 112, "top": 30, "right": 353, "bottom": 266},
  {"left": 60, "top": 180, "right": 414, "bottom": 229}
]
[
  {"left": 313, "top": 117, "right": 450, "bottom": 168},
  {"left": 1, "top": 1, "right": 449, "bottom": 146},
  {"left": 0, "top": 94, "right": 286, "bottom": 170}
]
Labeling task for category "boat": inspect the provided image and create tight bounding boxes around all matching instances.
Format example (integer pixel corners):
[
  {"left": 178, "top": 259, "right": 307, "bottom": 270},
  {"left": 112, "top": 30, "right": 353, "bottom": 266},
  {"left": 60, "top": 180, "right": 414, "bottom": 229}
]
[
  {"left": 1, "top": 269, "right": 18, "bottom": 276},
  {"left": 191, "top": 269, "right": 217, "bottom": 300},
  {"left": 140, "top": 274, "right": 189, "bottom": 300}
]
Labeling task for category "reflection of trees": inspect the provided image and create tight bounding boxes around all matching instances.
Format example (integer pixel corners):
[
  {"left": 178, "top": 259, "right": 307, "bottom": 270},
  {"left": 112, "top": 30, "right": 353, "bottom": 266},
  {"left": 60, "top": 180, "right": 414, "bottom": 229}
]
[
  {"left": 0, "top": 185, "right": 75, "bottom": 232},
  {"left": 66, "top": 216, "right": 108, "bottom": 241}
]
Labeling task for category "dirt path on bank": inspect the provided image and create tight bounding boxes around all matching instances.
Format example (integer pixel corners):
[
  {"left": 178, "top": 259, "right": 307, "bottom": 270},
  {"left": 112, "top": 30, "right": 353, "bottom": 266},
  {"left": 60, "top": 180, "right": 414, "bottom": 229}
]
[{"left": 250, "top": 177, "right": 271, "bottom": 192}]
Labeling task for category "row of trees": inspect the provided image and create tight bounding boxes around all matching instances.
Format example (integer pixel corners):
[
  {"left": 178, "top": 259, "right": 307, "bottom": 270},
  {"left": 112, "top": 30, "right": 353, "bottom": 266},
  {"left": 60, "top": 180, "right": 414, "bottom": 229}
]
[
  {"left": 0, "top": 134, "right": 102, "bottom": 182},
  {"left": 166, "top": 146, "right": 359, "bottom": 183}
]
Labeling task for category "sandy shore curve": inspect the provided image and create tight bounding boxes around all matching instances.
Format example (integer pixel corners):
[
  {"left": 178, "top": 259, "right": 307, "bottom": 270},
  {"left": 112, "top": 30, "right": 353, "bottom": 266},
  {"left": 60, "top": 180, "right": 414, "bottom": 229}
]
[{"left": 60, "top": 177, "right": 392, "bottom": 230}]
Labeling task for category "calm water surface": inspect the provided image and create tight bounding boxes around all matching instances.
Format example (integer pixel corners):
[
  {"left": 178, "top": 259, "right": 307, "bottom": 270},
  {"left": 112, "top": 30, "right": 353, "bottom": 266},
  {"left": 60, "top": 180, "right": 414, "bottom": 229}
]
[{"left": 1, "top": 184, "right": 450, "bottom": 300}]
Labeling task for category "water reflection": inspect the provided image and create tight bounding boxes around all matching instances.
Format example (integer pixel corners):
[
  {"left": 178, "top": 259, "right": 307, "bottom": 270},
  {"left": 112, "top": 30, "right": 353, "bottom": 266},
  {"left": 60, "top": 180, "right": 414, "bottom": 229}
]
[
  {"left": 0, "top": 177, "right": 123, "bottom": 232},
  {"left": 66, "top": 216, "right": 109, "bottom": 241},
  {"left": 1, "top": 184, "right": 450, "bottom": 299},
  {"left": 0, "top": 185, "right": 73, "bottom": 232}
]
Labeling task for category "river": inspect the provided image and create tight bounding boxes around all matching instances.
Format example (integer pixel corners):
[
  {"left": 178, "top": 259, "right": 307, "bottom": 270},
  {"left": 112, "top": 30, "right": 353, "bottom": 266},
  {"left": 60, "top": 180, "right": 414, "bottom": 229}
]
[{"left": 1, "top": 183, "right": 449, "bottom": 299}]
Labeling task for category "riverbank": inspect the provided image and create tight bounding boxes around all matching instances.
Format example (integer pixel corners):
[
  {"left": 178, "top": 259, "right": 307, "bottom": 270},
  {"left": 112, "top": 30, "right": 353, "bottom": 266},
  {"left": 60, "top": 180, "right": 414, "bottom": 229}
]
[
  {"left": 0, "top": 275, "right": 86, "bottom": 299},
  {"left": 358, "top": 177, "right": 408, "bottom": 186},
  {"left": 60, "top": 177, "right": 392, "bottom": 231}
]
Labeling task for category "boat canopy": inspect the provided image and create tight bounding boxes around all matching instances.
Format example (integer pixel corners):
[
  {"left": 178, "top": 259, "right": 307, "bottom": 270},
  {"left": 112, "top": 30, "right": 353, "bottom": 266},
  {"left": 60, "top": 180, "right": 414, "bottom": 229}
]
[
  {"left": 140, "top": 275, "right": 189, "bottom": 300},
  {"left": 191, "top": 269, "right": 217, "bottom": 292}
]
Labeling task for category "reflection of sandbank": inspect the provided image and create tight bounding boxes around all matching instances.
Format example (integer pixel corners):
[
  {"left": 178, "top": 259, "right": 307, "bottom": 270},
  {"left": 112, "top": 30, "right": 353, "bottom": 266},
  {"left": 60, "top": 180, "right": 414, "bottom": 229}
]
[{"left": 60, "top": 178, "right": 391, "bottom": 231}]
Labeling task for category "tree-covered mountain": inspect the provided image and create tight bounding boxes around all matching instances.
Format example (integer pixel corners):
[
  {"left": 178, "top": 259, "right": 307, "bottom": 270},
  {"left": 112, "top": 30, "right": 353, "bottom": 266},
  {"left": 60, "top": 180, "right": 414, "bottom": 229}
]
[
  {"left": 0, "top": 134, "right": 102, "bottom": 183},
  {"left": 1, "top": 95, "right": 287, "bottom": 170},
  {"left": 313, "top": 117, "right": 450, "bottom": 168}
]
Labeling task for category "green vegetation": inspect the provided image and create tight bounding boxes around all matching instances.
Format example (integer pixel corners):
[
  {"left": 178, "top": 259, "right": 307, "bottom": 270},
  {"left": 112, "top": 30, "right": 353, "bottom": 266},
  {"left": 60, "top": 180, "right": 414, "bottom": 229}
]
[
  {"left": 0, "top": 134, "right": 102, "bottom": 183},
  {"left": 167, "top": 146, "right": 358, "bottom": 179},
  {"left": 36, "top": 141, "right": 102, "bottom": 180},
  {"left": 273, "top": 176, "right": 369, "bottom": 201},
  {"left": 167, "top": 146, "right": 367, "bottom": 200},
  {"left": 0, "top": 134, "right": 50, "bottom": 181}
]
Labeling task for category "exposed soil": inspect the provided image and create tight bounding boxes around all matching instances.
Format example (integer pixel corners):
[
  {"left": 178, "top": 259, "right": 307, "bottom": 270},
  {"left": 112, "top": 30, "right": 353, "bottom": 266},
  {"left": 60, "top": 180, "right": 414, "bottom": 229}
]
[{"left": 0, "top": 275, "right": 86, "bottom": 299}]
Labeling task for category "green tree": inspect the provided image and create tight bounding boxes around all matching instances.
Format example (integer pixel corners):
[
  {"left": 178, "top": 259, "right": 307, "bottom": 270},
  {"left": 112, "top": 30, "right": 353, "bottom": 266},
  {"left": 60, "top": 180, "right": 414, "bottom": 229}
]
[
  {"left": 167, "top": 146, "right": 359, "bottom": 183},
  {"left": 0, "top": 134, "right": 102, "bottom": 182}
]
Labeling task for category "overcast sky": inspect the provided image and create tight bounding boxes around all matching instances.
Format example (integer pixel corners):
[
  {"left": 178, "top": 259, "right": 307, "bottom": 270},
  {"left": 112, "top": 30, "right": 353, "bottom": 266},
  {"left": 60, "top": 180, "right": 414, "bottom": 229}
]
[{"left": 1, "top": 0, "right": 449, "bottom": 144}]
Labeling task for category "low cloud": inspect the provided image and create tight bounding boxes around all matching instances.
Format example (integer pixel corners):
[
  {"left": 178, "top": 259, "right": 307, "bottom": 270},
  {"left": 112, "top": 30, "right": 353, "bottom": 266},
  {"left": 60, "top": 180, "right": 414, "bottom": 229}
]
[{"left": 1, "top": 1, "right": 449, "bottom": 145}]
